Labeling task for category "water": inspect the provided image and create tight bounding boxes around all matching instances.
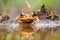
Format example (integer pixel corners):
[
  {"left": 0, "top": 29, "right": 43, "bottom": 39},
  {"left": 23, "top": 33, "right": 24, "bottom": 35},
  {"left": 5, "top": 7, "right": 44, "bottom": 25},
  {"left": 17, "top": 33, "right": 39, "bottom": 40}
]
[{"left": 0, "top": 20, "right": 60, "bottom": 40}]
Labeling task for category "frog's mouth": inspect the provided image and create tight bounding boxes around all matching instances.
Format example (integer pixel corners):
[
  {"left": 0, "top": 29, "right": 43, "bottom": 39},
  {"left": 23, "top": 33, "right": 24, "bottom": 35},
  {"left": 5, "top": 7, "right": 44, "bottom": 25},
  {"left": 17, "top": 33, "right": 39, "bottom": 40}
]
[{"left": 20, "top": 18, "right": 34, "bottom": 23}]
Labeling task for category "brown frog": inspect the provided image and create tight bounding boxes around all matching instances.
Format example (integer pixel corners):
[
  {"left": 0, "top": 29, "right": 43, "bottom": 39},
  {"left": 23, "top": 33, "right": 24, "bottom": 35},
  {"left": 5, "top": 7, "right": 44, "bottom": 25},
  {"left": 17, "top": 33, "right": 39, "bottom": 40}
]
[{"left": 14, "top": 12, "right": 39, "bottom": 38}]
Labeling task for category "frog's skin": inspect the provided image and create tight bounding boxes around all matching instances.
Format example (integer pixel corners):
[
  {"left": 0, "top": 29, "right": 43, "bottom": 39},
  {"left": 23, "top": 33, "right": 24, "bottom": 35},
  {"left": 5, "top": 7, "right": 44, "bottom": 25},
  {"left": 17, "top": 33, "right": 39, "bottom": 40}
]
[
  {"left": 14, "top": 13, "right": 38, "bottom": 31},
  {"left": 14, "top": 13, "right": 37, "bottom": 39}
]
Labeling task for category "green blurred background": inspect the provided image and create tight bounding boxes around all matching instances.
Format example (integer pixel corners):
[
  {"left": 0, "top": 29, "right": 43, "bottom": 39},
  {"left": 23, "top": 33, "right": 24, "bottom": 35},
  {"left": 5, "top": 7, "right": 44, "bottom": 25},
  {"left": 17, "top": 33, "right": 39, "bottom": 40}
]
[{"left": 0, "top": 0, "right": 60, "bottom": 12}]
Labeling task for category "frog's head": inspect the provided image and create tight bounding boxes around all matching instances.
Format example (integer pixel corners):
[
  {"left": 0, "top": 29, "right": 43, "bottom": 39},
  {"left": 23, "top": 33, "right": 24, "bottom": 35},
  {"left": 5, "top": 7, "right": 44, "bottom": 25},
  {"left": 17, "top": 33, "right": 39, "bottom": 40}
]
[{"left": 15, "top": 12, "right": 35, "bottom": 23}]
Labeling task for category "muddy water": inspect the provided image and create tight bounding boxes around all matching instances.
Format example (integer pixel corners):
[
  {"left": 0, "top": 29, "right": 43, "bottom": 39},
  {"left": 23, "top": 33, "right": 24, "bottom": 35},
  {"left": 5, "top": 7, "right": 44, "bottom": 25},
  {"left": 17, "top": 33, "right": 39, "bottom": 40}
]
[
  {"left": 0, "top": 20, "right": 60, "bottom": 40},
  {"left": 0, "top": 27, "right": 60, "bottom": 40}
]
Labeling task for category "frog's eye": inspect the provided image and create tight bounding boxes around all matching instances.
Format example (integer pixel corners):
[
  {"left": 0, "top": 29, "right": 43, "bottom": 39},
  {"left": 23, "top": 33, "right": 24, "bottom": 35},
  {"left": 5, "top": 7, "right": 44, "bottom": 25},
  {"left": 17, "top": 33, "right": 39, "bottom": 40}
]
[
  {"left": 20, "top": 12, "right": 25, "bottom": 16},
  {"left": 20, "top": 13, "right": 25, "bottom": 16},
  {"left": 33, "top": 12, "right": 37, "bottom": 16},
  {"left": 20, "top": 14, "right": 23, "bottom": 16}
]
